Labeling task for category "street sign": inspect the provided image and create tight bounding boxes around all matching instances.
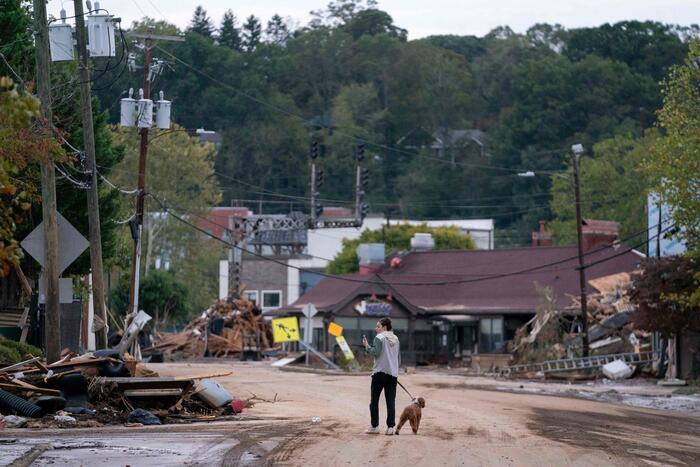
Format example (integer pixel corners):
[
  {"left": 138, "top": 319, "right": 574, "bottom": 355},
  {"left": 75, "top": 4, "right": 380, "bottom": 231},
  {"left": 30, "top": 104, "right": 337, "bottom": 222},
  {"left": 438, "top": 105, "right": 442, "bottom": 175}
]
[
  {"left": 336, "top": 335, "right": 355, "bottom": 360},
  {"left": 328, "top": 322, "right": 343, "bottom": 337},
  {"left": 302, "top": 303, "right": 318, "bottom": 318},
  {"left": 20, "top": 212, "right": 89, "bottom": 274},
  {"left": 272, "top": 317, "right": 300, "bottom": 343}
]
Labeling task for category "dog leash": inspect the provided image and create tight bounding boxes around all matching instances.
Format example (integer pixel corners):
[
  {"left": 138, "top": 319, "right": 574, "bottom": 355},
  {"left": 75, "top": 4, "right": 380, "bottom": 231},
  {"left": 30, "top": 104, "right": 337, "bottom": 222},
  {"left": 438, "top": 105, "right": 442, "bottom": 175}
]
[{"left": 397, "top": 380, "right": 414, "bottom": 400}]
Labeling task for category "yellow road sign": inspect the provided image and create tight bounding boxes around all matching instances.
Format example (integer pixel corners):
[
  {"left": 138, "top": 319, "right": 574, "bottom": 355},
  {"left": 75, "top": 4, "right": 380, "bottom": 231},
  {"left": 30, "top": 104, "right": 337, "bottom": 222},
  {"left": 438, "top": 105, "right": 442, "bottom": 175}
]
[
  {"left": 336, "top": 335, "right": 355, "bottom": 360},
  {"left": 328, "top": 322, "right": 343, "bottom": 337},
  {"left": 272, "top": 317, "right": 300, "bottom": 343}
]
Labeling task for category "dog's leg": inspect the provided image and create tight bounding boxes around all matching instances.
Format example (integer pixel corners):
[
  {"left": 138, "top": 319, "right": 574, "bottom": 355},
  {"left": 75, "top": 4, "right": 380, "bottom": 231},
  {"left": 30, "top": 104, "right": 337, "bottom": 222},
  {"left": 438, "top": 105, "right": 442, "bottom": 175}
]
[
  {"left": 409, "top": 416, "right": 418, "bottom": 434},
  {"left": 414, "top": 413, "right": 421, "bottom": 434},
  {"left": 396, "top": 412, "right": 407, "bottom": 435}
]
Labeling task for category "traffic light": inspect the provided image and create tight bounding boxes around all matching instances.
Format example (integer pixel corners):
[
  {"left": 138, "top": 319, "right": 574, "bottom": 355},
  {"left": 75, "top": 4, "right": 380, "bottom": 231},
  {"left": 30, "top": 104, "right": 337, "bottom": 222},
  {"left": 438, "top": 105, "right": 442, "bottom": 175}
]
[
  {"left": 315, "top": 168, "right": 324, "bottom": 189},
  {"left": 360, "top": 167, "right": 369, "bottom": 189},
  {"left": 310, "top": 139, "right": 320, "bottom": 159},
  {"left": 360, "top": 203, "right": 369, "bottom": 218},
  {"left": 355, "top": 142, "right": 366, "bottom": 161},
  {"left": 315, "top": 202, "right": 323, "bottom": 217}
]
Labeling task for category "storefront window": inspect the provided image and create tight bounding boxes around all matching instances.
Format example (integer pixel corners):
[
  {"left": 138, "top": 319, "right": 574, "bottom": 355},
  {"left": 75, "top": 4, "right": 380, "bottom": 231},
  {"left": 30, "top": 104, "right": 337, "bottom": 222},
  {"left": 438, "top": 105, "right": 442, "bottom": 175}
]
[{"left": 479, "top": 317, "right": 504, "bottom": 353}]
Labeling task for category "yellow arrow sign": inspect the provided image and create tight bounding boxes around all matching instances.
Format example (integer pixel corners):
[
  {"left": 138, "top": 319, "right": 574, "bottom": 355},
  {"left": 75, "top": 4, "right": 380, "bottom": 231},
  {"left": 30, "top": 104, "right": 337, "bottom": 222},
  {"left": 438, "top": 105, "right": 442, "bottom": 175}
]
[{"left": 272, "top": 317, "right": 300, "bottom": 343}]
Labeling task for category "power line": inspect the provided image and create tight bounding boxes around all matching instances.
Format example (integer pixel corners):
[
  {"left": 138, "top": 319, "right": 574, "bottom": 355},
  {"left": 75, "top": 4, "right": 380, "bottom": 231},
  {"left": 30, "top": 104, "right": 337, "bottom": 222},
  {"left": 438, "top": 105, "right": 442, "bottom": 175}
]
[{"left": 149, "top": 191, "right": 668, "bottom": 287}]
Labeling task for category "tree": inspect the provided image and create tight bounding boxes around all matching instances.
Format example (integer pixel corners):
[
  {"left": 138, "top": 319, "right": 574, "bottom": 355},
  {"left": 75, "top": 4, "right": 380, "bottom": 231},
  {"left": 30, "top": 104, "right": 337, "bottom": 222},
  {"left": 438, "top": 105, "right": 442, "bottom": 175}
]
[
  {"left": 242, "top": 15, "right": 262, "bottom": 52},
  {"left": 0, "top": 0, "right": 34, "bottom": 80},
  {"left": 631, "top": 256, "right": 700, "bottom": 337},
  {"left": 219, "top": 10, "right": 242, "bottom": 51},
  {"left": 110, "top": 125, "right": 223, "bottom": 312},
  {"left": 326, "top": 224, "right": 476, "bottom": 274},
  {"left": 188, "top": 5, "right": 214, "bottom": 38},
  {"left": 110, "top": 269, "right": 190, "bottom": 329},
  {"left": 265, "top": 14, "right": 291, "bottom": 45},
  {"left": 646, "top": 40, "right": 700, "bottom": 251},
  {"left": 549, "top": 134, "right": 653, "bottom": 247},
  {"left": 0, "top": 77, "right": 63, "bottom": 276}
]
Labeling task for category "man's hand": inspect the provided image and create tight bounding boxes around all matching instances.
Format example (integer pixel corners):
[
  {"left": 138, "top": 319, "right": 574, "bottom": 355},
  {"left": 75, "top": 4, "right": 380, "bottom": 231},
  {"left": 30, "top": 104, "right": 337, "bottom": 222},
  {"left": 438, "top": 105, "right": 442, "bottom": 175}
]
[{"left": 362, "top": 335, "right": 369, "bottom": 349}]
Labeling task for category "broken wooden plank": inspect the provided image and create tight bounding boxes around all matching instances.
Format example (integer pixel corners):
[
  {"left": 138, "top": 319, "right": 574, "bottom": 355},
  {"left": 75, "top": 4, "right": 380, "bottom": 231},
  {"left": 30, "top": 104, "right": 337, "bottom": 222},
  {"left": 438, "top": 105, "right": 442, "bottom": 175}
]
[
  {"left": 0, "top": 356, "right": 41, "bottom": 375},
  {"left": 5, "top": 379, "right": 61, "bottom": 396}
]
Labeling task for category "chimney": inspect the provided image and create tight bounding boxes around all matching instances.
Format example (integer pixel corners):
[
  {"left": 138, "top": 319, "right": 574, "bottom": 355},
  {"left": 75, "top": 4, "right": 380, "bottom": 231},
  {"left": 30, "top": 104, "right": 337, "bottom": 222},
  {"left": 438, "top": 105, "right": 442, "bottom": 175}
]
[
  {"left": 357, "top": 243, "right": 385, "bottom": 275},
  {"left": 532, "top": 220, "right": 553, "bottom": 247},
  {"left": 410, "top": 233, "right": 435, "bottom": 252},
  {"left": 581, "top": 219, "right": 619, "bottom": 252}
]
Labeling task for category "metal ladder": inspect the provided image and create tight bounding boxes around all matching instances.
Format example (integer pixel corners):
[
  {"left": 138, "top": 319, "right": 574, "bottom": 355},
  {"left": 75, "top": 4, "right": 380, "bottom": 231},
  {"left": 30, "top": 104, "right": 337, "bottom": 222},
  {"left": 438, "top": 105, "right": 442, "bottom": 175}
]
[{"left": 502, "top": 350, "right": 659, "bottom": 376}]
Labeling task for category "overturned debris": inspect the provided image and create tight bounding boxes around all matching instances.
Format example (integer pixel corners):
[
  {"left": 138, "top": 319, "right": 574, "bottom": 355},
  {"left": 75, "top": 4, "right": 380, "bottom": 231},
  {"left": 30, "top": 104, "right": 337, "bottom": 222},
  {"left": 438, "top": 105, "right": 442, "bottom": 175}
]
[{"left": 145, "top": 297, "right": 276, "bottom": 359}]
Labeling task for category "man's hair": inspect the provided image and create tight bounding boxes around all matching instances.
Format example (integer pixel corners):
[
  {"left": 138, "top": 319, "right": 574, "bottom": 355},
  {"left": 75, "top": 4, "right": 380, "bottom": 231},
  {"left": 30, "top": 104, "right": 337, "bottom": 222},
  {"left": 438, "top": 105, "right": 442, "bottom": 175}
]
[{"left": 379, "top": 317, "right": 392, "bottom": 331}]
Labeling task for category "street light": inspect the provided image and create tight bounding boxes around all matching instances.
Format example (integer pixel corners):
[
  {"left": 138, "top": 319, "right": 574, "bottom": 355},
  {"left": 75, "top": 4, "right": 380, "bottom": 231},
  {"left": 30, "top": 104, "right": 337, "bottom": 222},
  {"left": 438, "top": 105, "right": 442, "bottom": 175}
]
[{"left": 517, "top": 143, "right": 590, "bottom": 357}]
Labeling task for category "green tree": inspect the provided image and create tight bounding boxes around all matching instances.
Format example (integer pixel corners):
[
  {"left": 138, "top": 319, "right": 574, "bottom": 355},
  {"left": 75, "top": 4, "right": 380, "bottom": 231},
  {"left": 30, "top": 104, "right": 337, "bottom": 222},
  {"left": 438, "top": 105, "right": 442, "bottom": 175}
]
[
  {"left": 265, "top": 14, "right": 291, "bottom": 45},
  {"left": 0, "top": 0, "right": 34, "bottom": 80},
  {"left": 646, "top": 40, "right": 700, "bottom": 250},
  {"left": 219, "top": 10, "right": 242, "bottom": 51},
  {"left": 326, "top": 224, "right": 476, "bottom": 274},
  {"left": 549, "top": 134, "right": 653, "bottom": 246},
  {"left": 242, "top": 15, "right": 262, "bottom": 52},
  {"left": 110, "top": 269, "right": 190, "bottom": 329},
  {"left": 0, "top": 77, "right": 63, "bottom": 276},
  {"left": 188, "top": 5, "right": 214, "bottom": 37}
]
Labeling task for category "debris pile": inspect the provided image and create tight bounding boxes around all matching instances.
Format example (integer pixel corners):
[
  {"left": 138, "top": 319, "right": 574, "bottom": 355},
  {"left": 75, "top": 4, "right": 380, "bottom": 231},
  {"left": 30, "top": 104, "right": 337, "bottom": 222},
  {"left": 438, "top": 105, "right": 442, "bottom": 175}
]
[
  {"left": 145, "top": 297, "right": 276, "bottom": 359},
  {"left": 510, "top": 274, "right": 652, "bottom": 377},
  {"left": 0, "top": 348, "right": 246, "bottom": 429}
]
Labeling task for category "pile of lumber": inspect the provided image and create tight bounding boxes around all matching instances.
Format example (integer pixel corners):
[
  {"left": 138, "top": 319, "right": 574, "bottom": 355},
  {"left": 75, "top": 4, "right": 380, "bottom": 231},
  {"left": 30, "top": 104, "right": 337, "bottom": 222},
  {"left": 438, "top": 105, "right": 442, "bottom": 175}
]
[{"left": 145, "top": 297, "right": 276, "bottom": 358}]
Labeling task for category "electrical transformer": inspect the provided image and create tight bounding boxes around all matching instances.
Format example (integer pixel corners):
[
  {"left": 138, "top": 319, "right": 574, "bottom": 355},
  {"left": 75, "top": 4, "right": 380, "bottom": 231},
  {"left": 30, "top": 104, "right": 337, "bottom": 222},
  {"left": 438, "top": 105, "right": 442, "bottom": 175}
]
[
  {"left": 120, "top": 88, "right": 137, "bottom": 127},
  {"left": 48, "top": 9, "right": 74, "bottom": 62},
  {"left": 155, "top": 91, "right": 171, "bottom": 129},
  {"left": 86, "top": 3, "right": 116, "bottom": 57}
]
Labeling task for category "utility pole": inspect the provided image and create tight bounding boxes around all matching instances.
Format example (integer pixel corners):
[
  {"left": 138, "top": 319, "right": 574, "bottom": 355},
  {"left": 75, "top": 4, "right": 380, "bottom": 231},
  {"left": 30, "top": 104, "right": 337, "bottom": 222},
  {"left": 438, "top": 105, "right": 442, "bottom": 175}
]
[
  {"left": 73, "top": 0, "right": 108, "bottom": 348},
  {"left": 125, "top": 32, "right": 183, "bottom": 318},
  {"left": 127, "top": 37, "right": 152, "bottom": 319},
  {"left": 33, "top": 0, "right": 61, "bottom": 362},
  {"left": 571, "top": 143, "right": 590, "bottom": 358}
]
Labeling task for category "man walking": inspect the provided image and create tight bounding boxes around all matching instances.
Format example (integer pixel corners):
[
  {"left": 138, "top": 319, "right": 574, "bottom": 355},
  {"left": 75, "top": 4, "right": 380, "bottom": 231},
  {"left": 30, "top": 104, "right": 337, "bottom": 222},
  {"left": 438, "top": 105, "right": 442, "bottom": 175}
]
[{"left": 363, "top": 317, "right": 400, "bottom": 435}]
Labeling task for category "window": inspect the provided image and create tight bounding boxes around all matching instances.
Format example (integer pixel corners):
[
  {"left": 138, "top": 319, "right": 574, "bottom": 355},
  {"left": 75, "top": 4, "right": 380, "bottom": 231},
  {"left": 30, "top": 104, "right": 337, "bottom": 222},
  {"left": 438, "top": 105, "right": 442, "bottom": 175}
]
[
  {"left": 261, "top": 290, "right": 282, "bottom": 309},
  {"left": 243, "top": 290, "right": 258, "bottom": 305},
  {"left": 478, "top": 317, "right": 504, "bottom": 353}
]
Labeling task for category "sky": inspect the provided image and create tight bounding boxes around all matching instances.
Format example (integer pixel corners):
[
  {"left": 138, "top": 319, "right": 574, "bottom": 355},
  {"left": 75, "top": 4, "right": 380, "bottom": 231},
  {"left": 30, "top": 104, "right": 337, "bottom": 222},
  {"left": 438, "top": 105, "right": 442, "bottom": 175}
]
[{"left": 48, "top": 0, "right": 699, "bottom": 39}]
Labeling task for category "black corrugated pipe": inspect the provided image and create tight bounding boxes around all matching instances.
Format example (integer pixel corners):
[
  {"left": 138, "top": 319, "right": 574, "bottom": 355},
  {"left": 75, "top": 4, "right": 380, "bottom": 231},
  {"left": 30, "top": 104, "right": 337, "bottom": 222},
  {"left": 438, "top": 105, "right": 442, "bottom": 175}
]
[{"left": 0, "top": 388, "right": 44, "bottom": 418}]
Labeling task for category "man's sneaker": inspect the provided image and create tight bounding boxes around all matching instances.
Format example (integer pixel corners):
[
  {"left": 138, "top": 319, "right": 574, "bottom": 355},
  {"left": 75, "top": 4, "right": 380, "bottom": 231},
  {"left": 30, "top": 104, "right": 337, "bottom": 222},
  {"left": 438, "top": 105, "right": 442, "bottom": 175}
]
[
  {"left": 365, "top": 426, "right": 380, "bottom": 434},
  {"left": 385, "top": 427, "right": 395, "bottom": 435}
]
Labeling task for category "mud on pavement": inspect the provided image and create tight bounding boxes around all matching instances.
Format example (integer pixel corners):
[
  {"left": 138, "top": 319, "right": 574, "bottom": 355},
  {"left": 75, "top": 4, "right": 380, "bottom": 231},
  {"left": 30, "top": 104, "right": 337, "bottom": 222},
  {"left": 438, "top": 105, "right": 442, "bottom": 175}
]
[{"left": 528, "top": 407, "right": 700, "bottom": 465}]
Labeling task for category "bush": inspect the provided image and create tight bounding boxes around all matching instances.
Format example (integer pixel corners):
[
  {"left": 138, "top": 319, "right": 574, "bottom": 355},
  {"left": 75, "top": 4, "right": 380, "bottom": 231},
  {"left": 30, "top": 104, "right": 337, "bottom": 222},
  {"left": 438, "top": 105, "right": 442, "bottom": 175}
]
[{"left": 0, "top": 337, "right": 43, "bottom": 364}]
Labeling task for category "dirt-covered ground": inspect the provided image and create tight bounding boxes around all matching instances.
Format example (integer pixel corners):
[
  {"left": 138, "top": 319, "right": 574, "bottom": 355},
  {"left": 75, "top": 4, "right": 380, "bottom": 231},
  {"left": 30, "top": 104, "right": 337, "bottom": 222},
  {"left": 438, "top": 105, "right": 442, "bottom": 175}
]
[{"left": 1, "top": 361, "right": 699, "bottom": 466}]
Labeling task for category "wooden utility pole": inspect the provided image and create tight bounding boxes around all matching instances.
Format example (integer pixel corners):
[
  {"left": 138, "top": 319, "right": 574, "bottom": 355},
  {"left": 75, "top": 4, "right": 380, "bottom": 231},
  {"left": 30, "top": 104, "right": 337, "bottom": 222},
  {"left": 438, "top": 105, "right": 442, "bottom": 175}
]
[
  {"left": 73, "top": 0, "right": 108, "bottom": 348},
  {"left": 127, "top": 37, "right": 152, "bottom": 318},
  {"left": 125, "top": 32, "right": 183, "bottom": 317},
  {"left": 571, "top": 145, "right": 590, "bottom": 358},
  {"left": 33, "top": 0, "right": 61, "bottom": 362}
]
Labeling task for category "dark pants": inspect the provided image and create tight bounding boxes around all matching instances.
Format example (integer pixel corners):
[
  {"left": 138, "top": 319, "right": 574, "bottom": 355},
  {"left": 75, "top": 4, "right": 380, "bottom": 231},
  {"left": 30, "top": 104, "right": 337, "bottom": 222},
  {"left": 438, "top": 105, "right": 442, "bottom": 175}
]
[{"left": 369, "top": 372, "right": 397, "bottom": 428}]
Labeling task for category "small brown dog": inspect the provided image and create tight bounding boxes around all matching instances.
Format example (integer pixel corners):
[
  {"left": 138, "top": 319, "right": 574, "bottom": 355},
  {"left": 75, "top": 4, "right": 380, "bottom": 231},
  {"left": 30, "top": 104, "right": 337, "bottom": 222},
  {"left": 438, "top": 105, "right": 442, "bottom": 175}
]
[{"left": 395, "top": 397, "right": 425, "bottom": 435}]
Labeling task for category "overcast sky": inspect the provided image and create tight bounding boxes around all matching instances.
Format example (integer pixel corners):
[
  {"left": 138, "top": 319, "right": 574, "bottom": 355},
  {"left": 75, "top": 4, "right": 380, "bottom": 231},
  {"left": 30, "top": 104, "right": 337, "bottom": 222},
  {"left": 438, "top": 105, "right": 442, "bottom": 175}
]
[{"left": 48, "top": 0, "right": 699, "bottom": 39}]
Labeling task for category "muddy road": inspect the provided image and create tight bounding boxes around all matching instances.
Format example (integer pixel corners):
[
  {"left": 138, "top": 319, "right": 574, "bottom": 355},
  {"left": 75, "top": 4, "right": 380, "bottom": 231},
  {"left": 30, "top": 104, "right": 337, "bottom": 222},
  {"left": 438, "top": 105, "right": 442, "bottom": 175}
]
[{"left": 1, "top": 362, "right": 698, "bottom": 466}]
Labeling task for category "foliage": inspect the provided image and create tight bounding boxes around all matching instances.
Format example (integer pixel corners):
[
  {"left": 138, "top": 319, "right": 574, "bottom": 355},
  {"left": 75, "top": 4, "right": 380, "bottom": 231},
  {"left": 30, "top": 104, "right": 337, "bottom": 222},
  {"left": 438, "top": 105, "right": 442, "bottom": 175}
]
[
  {"left": 646, "top": 40, "right": 700, "bottom": 251},
  {"left": 0, "top": 337, "right": 43, "bottom": 363},
  {"left": 109, "top": 125, "right": 223, "bottom": 312},
  {"left": 109, "top": 269, "right": 191, "bottom": 328},
  {"left": 0, "top": 0, "right": 34, "bottom": 80},
  {"left": 631, "top": 255, "right": 700, "bottom": 337},
  {"left": 89, "top": 7, "right": 694, "bottom": 245},
  {"left": 0, "top": 77, "right": 63, "bottom": 276},
  {"left": 326, "top": 223, "right": 476, "bottom": 274},
  {"left": 219, "top": 10, "right": 242, "bottom": 51},
  {"left": 188, "top": 5, "right": 214, "bottom": 37},
  {"left": 549, "top": 134, "right": 653, "bottom": 246},
  {"left": 242, "top": 15, "right": 263, "bottom": 52}
]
